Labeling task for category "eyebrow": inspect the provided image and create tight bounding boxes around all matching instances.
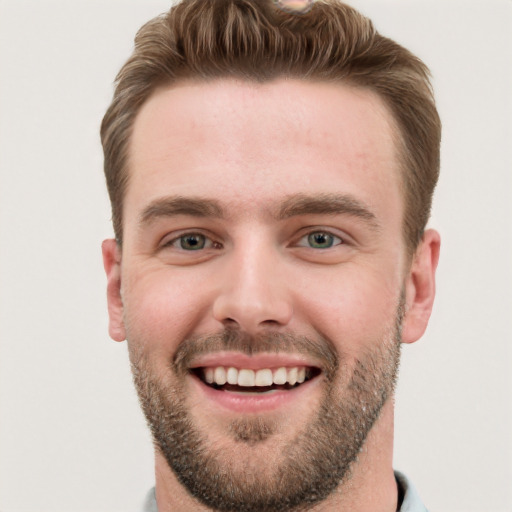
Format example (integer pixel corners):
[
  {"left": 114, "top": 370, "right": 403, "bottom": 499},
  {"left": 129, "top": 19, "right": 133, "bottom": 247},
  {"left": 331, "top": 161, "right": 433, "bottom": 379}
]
[
  {"left": 140, "top": 196, "right": 225, "bottom": 225},
  {"left": 276, "top": 193, "right": 380, "bottom": 230},
  {"left": 139, "top": 193, "right": 380, "bottom": 230}
]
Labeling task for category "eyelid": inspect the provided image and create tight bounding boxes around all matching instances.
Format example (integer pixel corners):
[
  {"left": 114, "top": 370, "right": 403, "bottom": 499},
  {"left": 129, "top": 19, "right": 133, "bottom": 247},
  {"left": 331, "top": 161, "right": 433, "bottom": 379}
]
[
  {"left": 293, "top": 227, "right": 352, "bottom": 248},
  {"left": 159, "top": 230, "right": 219, "bottom": 250}
]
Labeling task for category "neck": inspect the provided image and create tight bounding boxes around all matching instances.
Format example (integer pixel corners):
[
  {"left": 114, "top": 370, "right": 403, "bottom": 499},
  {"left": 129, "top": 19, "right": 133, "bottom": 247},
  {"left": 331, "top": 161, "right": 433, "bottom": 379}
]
[
  {"left": 154, "top": 398, "right": 398, "bottom": 512},
  {"left": 313, "top": 398, "right": 398, "bottom": 511}
]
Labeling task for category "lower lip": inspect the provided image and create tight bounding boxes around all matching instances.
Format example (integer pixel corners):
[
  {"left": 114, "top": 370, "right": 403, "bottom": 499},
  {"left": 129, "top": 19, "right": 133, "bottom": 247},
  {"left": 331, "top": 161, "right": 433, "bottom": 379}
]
[{"left": 189, "top": 374, "right": 320, "bottom": 413}]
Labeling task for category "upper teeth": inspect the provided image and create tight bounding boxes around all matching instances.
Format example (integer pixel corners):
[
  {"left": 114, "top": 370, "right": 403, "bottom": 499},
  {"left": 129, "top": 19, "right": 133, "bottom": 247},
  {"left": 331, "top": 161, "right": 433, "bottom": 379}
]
[{"left": 203, "top": 366, "right": 307, "bottom": 387}]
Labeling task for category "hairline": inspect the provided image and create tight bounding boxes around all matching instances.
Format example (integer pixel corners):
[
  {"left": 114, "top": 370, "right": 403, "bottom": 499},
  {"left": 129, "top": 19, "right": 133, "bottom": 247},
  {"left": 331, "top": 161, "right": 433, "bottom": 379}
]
[{"left": 119, "top": 75, "right": 414, "bottom": 253}]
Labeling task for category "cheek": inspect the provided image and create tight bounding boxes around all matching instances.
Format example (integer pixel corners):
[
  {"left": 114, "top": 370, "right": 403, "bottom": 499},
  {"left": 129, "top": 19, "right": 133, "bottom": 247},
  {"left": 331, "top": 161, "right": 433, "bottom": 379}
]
[
  {"left": 296, "top": 265, "right": 402, "bottom": 353},
  {"left": 121, "top": 266, "right": 215, "bottom": 349}
]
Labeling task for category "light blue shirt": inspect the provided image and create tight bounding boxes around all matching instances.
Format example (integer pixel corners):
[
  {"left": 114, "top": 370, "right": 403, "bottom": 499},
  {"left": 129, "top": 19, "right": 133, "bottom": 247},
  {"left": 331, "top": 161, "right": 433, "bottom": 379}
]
[
  {"left": 395, "top": 471, "right": 428, "bottom": 512},
  {"left": 142, "top": 470, "right": 427, "bottom": 511}
]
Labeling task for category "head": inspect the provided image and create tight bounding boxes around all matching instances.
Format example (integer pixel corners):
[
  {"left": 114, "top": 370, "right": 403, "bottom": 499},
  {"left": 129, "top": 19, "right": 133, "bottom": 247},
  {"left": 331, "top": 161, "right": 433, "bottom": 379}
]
[
  {"left": 101, "top": 1, "right": 440, "bottom": 510},
  {"left": 101, "top": 0, "right": 441, "bottom": 255}
]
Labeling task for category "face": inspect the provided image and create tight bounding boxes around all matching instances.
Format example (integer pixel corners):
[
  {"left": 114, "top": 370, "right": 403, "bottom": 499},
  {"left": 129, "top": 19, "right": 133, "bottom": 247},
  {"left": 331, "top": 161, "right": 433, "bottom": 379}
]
[{"left": 103, "top": 79, "right": 439, "bottom": 511}]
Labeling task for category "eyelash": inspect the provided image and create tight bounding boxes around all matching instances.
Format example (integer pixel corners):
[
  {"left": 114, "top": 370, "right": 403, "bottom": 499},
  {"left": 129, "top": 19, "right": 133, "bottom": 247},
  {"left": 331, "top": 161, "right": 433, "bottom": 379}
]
[
  {"left": 161, "top": 229, "right": 345, "bottom": 251},
  {"left": 162, "top": 232, "right": 221, "bottom": 251},
  {"left": 295, "top": 231, "right": 344, "bottom": 249}
]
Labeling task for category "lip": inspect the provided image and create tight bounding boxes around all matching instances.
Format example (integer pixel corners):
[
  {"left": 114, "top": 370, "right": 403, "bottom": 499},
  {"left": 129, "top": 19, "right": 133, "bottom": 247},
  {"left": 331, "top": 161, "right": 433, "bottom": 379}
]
[
  {"left": 188, "top": 355, "right": 323, "bottom": 414},
  {"left": 188, "top": 351, "right": 322, "bottom": 371}
]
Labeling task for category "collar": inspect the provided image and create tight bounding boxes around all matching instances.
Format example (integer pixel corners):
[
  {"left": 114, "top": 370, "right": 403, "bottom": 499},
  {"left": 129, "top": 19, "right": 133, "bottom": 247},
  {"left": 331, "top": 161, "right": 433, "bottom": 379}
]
[{"left": 395, "top": 470, "right": 429, "bottom": 512}]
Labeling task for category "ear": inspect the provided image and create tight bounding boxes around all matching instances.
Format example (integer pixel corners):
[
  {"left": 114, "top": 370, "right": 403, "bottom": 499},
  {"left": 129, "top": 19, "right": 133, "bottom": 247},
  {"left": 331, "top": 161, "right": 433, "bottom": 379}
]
[
  {"left": 401, "top": 229, "right": 441, "bottom": 344},
  {"left": 102, "top": 239, "right": 126, "bottom": 342}
]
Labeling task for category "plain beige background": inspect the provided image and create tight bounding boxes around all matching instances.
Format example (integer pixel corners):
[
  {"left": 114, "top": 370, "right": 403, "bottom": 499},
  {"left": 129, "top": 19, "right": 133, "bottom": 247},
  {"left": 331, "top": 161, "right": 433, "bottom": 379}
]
[{"left": 0, "top": 1, "right": 511, "bottom": 511}]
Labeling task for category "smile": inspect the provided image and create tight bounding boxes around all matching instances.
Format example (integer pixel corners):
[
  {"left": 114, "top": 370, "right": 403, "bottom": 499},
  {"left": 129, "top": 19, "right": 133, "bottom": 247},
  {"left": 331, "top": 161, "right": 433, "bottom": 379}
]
[
  {"left": 194, "top": 365, "right": 320, "bottom": 392},
  {"left": 185, "top": 351, "right": 325, "bottom": 412},
  {"left": 187, "top": 355, "right": 323, "bottom": 413}
]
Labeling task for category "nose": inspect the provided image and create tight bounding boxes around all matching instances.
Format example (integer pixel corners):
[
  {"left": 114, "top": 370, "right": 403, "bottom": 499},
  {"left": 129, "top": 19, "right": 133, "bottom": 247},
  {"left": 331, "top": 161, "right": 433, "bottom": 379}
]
[{"left": 212, "top": 242, "right": 293, "bottom": 333}]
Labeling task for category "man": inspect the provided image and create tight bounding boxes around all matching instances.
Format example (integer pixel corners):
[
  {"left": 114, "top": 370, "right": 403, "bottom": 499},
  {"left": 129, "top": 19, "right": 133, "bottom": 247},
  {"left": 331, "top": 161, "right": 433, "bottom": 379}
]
[{"left": 101, "top": 0, "right": 441, "bottom": 510}]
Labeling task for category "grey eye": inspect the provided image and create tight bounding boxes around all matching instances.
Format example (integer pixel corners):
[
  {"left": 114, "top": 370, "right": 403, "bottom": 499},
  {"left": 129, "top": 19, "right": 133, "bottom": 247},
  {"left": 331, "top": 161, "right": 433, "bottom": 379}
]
[
  {"left": 307, "top": 232, "right": 341, "bottom": 249},
  {"left": 179, "top": 233, "right": 206, "bottom": 250}
]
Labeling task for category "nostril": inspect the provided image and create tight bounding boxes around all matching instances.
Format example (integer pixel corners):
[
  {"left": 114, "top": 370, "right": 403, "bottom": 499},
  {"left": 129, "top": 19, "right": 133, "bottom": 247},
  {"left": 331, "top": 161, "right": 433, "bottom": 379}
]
[
  {"left": 260, "top": 319, "right": 282, "bottom": 326},
  {"left": 212, "top": 289, "right": 293, "bottom": 331}
]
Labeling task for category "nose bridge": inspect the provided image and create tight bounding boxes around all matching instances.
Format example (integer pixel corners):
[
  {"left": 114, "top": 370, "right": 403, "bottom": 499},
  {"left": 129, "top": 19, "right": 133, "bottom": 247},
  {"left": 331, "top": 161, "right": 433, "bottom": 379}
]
[{"left": 212, "top": 232, "right": 293, "bottom": 331}]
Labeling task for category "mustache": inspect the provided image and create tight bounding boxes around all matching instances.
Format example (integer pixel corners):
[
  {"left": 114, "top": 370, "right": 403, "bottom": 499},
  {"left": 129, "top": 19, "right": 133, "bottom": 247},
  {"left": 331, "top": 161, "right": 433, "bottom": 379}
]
[{"left": 172, "top": 328, "right": 339, "bottom": 380}]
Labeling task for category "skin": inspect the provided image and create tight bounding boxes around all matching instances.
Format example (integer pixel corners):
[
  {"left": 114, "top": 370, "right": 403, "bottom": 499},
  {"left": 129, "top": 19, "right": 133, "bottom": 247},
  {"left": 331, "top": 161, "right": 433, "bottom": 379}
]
[
  {"left": 102, "top": 78, "right": 440, "bottom": 511},
  {"left": 275, "top": 0, "right": 315, "bottom": 14}
]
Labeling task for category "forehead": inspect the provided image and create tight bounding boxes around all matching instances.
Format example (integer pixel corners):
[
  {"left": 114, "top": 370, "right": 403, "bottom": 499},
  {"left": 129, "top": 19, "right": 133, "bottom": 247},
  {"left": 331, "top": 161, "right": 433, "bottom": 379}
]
[{"left": 126, "top": 78, "right": 401, "bottom": 225}]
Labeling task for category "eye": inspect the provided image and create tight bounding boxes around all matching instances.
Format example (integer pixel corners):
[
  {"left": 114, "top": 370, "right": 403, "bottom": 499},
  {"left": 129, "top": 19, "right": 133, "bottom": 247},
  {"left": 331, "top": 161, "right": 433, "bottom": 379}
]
[
  {"left": 298, "top": 231, "right": 343, "bottom": 249},
  {"left": 163, "top": 232, "right": 218, "bottom": 251},
  {"left": 179, "top": 233, "right": 207, "bottom": 250}
]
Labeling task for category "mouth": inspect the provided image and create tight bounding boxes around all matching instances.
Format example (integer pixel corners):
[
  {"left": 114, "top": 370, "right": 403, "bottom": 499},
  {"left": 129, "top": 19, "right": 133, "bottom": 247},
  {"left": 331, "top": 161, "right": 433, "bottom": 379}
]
[
  {"left": 192, "top": 365, "right": 321, "bottom": 394},
  {"left": 186, "top": 352, "right": 325, "bottom": 412}
]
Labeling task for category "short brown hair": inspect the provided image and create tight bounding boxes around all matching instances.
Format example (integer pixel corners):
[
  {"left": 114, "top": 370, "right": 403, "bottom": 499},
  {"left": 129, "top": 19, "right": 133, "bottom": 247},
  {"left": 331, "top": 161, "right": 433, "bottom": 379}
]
[{"left": 101, "top": 0, "right": 441, "bottom": 252}]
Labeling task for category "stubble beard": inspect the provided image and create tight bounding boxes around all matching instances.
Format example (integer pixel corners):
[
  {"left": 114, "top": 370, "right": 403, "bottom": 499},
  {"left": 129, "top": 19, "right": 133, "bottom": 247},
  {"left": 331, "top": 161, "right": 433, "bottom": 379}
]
[{"left": 128, "top": 306, "right": 403, "bottom": 512}]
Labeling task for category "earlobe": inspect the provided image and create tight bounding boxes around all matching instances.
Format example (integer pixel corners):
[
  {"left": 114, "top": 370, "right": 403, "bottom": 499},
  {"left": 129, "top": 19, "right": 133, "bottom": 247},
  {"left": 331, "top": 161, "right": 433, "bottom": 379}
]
[
  {"left": 401, "top": 229, "right": 441, "bottom": 344},
  {"left": 102, "top": 239, "right": 126, "bottom": 342}
]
